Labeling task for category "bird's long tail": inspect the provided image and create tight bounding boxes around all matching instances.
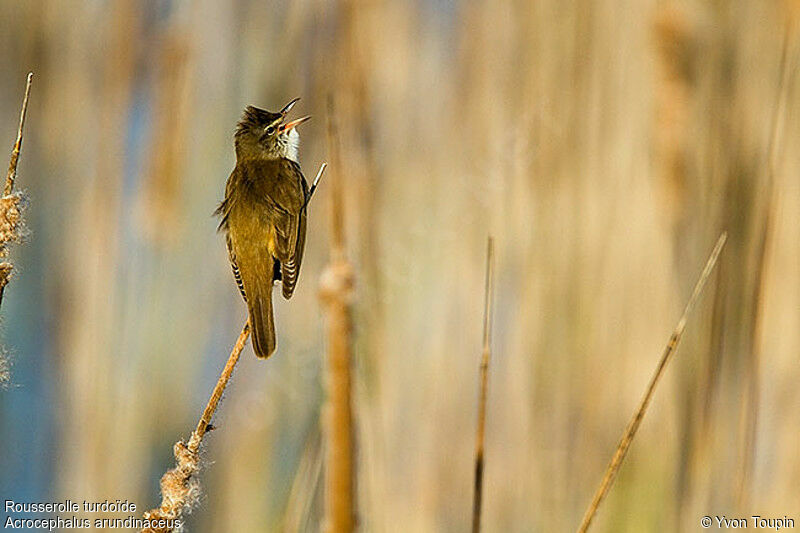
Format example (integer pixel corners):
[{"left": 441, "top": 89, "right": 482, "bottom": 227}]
[{"left": 248, "top": 282, "right": 276, "bottom": 359}]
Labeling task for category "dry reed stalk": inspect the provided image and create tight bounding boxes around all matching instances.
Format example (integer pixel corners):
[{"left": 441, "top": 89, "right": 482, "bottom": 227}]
[
  {"left": 320, "top": 102, "right": 356, "bottom": 533},
  {"left": 577, "top": 233, "right": 727, "bottom": 533},
  {"left": 0, "top": 72, "right": 33, "bottom": 311},
  {"left": 736, "top": 25, "right": 794, "bottom": 509},
  {"left": 472, "top": 237, "right": 495, "bottom": 533},
  {"left": 140, "top": 323, "right": 250, "bottom": 533},
  {"left": 4, "top": 73, "right": 32, "bottom": 196}
]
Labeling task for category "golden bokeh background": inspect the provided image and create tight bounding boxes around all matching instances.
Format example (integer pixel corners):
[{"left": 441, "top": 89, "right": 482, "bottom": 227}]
[{"left": 0, "top": 1, "right": 798, "bottom": 531}]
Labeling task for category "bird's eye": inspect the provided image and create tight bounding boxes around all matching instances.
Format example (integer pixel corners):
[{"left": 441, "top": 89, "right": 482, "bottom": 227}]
[{"left": 265, "top": 126, "right": 276, "bottom": 135}]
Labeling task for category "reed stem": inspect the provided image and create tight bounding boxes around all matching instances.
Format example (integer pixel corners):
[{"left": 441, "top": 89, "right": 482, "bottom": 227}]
[
  {"left": 472, "top": 236, "right": 495, "bottom": 533},
  {"left": 577, "top": 233, "right": 727, "bottom": 532}
]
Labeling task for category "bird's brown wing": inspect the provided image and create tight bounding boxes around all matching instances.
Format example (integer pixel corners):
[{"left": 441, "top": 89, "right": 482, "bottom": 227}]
[
  {"left": 277, "top": 160, "right": 309, "bottom": 299},
  {"left": 282, "top": 208, "right": 307, "bottom": 299},
  {"left": 251, "top": 159, "right": 309, "bottom": 299},
  {"left": 215, "top": 170, "right": 248, "bottom": 301},
  {"left": 226, "top": 233, "right": 248, "bottom": 302}
]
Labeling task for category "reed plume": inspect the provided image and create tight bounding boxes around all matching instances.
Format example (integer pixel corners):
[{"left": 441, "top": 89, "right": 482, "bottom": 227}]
[
  {"left": 0, "top": 72, "right": 33, "bottom": 386},
  {"left": 0, "top": 72, "right": 33, "bottom": 312}
]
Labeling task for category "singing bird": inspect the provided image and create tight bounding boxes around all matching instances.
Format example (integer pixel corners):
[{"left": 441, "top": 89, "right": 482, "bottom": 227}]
[{"left": 216, "top": 99, "right": 311, "bottom": 358}]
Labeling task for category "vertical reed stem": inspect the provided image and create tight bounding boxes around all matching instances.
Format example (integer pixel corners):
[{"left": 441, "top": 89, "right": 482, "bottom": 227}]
[
  {"left": 320, "top": 101, "right": 356, "bottom": 533},
  {"left": 472, "top": 236, "right": 495, "bottom": 533}
]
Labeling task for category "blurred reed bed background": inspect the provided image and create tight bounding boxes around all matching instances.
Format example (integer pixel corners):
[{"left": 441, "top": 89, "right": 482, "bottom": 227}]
[{"left": 0, "top": 0, "right": 798, "bottom": 531}]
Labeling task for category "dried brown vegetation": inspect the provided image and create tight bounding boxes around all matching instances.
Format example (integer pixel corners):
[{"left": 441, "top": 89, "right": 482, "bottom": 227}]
[
  {"left": 0, "top": 72, "right": 32, "bottom": 386},
  {"left": 0, "top": 73, "right": 32, "bottom": 311},
  {"left": 141, "top": 324, "right": 250, "bottom": 533}
]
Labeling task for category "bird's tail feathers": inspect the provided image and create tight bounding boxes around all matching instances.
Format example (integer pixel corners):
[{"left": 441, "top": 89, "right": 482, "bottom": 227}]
[{"left": 248, "top": 284, "right": 276, "bottom": 359}]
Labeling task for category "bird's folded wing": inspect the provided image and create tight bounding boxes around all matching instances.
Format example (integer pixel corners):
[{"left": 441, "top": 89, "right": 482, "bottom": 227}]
[
  {"left": 247, "top": 159, "right": 304, "bottom": 262},
  {"left": 282, "top": 208, "right": 307, "bottom": 299}
]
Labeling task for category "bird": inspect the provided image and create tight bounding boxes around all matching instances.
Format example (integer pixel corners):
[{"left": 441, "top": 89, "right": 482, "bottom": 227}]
[{"left": 215, "top": 98, "right": 311, "bottom": 358}]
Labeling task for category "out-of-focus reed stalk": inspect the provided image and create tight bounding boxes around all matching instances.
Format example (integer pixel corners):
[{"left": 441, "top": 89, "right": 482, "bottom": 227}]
[
  {"left": 320, "top": 103, "right": 356, "bottom": 533},
  {"left": 139, "top": 28, "right": 191, "bottom": 246},
  {"left": 141, "top": 323, "right": 251, "bottom": 533},
  {"left": 577, "top": 233, "right": 727, "bottom": 533},
  {"left": 736, "top": 24, "right": 794, "bottom": 510},
  {"left": 0, "top": 72, "right": 33, "bottom": 311},
  {"left": 472, "top": 237, "right": 495, "bottom": 533},
  {"left": 283, "top": 426, "right": 323, "bottom": 533},
  {"left": 653, "top": 6, "right": 694, "bottom": 247}
]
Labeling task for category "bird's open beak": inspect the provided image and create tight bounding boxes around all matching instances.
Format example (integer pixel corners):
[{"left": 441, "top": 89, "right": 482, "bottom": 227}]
[
  {"left": 278, "top": 97, "right": 311, "bottom": 132},
  {"left": 278, "top": 115, "right": 311, "bottom": 133},
  {"left": 280, "top": 97, "right": 301, "bottom": 116}
]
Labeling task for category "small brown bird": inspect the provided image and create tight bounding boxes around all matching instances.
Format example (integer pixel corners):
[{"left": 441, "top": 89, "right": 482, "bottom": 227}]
[{"left": 216, "top": 99, "right": 311, "bottom": 358}]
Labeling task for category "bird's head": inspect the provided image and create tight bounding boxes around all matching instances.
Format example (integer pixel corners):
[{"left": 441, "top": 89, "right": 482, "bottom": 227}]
[{"left": 234, "top": 98, "right": 310, "bottom": 162}]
